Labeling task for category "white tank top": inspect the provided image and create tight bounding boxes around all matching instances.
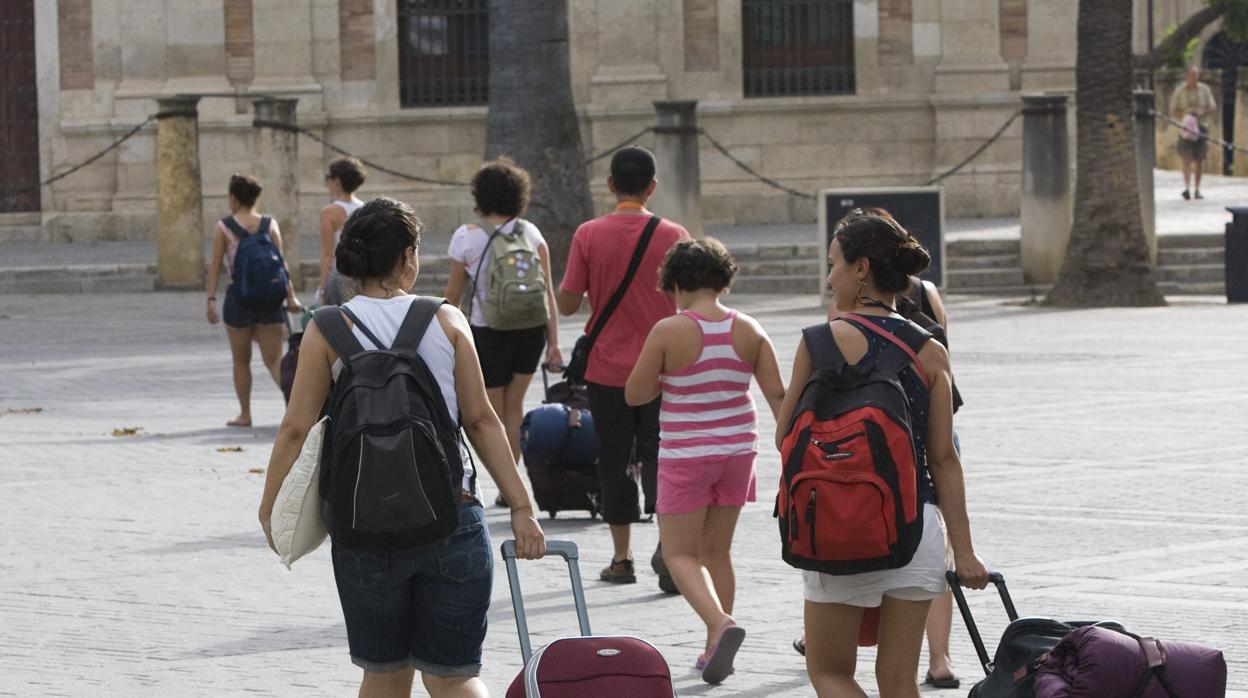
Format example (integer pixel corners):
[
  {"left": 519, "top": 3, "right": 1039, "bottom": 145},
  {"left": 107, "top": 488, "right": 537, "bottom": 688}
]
[
  {"left": 332, "top": 198, "right": 365, "bottom": 246},
  {"left": 331, "top": 295, "right": 472, "bottom": 491}
]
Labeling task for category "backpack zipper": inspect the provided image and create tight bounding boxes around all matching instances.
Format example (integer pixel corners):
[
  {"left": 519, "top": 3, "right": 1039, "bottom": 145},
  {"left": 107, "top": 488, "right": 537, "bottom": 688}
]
[
  {"left": 352, "top": 439, "right": 363, "bottom": 529},
  {"left": 806, "top": 489, "right": 817, "bottom": 556}
]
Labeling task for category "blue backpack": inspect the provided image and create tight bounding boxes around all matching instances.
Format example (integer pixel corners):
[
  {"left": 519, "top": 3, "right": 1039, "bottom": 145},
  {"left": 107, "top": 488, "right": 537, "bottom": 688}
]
[{"left": 224, "top": 216, "right": 288, "bottom": 308}]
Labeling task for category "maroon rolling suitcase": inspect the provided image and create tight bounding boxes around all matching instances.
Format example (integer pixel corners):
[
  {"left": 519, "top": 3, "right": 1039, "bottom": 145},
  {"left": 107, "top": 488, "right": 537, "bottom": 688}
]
[{"left": 502, "top": 540, "right": 675, "bottom": 698}]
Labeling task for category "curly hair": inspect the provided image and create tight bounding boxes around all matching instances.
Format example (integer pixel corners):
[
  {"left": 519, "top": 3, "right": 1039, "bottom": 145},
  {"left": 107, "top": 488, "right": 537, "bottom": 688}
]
[
  {"left": 327, "top": 157, "right": 367, "bottom": 193},
  {"left": 832, "top": 208, "right": 930, "bottom": 294},
  {"left": 471, "top": 158, "right": 530, "bottom": 218},
  {"left": 658, "top": 237, "right": 739, "bottom": 294}
]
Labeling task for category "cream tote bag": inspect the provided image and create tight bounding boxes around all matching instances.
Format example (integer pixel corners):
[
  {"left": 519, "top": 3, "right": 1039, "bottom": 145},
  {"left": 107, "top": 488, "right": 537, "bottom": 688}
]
[{"left": 271, "top": 417, "right": 329, "bottom": 568}]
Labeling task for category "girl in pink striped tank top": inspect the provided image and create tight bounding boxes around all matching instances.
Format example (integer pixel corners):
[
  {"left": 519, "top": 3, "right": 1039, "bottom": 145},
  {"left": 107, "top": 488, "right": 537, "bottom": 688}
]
[{"left": 626, "top": 238, "right": 785, "bottom": 684}]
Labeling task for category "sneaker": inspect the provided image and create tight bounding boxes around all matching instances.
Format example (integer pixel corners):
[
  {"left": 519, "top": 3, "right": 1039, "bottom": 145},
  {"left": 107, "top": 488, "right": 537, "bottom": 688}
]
[
  {"left": 600, "top": 558, "right": 636, "bottom": 584},
  {"left": 1182, "top": 189, "right": 1191, "bottom": 200},
  {"left": 651, "top": 544, "right": 679, "bottom": 595}
]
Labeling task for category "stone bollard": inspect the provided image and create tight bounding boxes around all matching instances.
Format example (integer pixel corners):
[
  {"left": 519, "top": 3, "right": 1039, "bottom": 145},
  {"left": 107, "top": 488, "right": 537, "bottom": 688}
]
[
  {"left": 252, "top": 98, "right": 302, "bottom": 288},
  {"left": 155, "top": 96, "right": 205, "bottom": 289},
  {"left": 1019, "top": 93, "right": 1072, "bottom": 285},
  {"left": 649, "top": 100, "right": 703, "bottom": 238},
  {"left": 1136, "top": 89, "right": 1157, "bottom": 264}
]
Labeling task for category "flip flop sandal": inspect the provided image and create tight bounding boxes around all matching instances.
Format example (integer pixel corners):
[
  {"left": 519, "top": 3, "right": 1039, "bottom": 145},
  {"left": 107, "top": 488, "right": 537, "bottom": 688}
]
[
  {"left": 701, "top": 624, "right": 746, "bottom": 684},
  {"left": 923, "top": 671, "right": 961, "bottom": 689}
]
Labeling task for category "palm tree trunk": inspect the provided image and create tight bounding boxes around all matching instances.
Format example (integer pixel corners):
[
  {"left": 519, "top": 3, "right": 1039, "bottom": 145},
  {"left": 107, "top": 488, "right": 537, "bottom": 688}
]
[
  {"left": 484, "top": 0, "right": 593, "bottom": 275},
  {"left": 1047, "top": 0, "right": 1166, "bottom": 307}
]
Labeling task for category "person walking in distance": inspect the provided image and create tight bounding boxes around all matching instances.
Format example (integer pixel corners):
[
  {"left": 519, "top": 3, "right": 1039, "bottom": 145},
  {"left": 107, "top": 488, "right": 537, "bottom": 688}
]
[
  {"left": 557, "top": 146, "right": 690, "bottom": 588},
  {"left": 1170, "top": 65, "right": 1217, "bottom": 201},
  {"left": 258, "top": 197, "right": 545, "bottom": 698},
  {"left": 205, "top": 174, "right": 302, "bottom": 427},
  {"left": 625, "top": 238, "right": 785, "bottom": 684},
  {"left": 776, "top": 211, "right": 988, "bottom": 697},
  {"left": 444, "top": 159, "right": 562, "bottom": 507},
  {"left": 318, "top": 157, "right": 367, "bottom": 304}
]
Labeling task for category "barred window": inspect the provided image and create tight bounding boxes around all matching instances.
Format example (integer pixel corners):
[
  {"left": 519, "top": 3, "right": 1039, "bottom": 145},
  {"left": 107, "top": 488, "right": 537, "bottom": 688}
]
[
  {"left": 397, "top": 0, "right": 489, "bottom": 107},
  {"left": 742, "top": 0, "right": 855, "bottom": 97}
]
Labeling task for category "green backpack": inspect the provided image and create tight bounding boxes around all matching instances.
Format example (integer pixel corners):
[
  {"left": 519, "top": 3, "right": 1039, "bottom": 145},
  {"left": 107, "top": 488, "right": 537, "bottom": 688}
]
[{"left": 470, "top": 219, "right": 550, "bottom": 330}]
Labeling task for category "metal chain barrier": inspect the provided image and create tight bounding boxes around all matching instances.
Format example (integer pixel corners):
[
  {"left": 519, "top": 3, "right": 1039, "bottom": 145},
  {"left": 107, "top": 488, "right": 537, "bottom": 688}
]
[
  {"left": 1152, "top": 110, "right": 1248, "bottom": 154},
  {"left": 697, "top": 127, "right": 817, "bottom": 200},
  {"left": 924, "top": 108, "right": 1023, "bottom": 186}
]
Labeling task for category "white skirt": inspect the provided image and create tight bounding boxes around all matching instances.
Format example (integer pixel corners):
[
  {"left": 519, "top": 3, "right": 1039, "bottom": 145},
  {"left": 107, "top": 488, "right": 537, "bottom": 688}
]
[{"left": 803, "top": 503, "right": 952, "bottom": 607}]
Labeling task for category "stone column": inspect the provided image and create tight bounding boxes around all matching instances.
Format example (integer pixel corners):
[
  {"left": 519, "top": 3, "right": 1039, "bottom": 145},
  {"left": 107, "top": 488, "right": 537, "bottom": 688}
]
[
  {"left": 589, "top": 0, "right": 667, "bottom": 107},
  {"left": 1235, "top": 72, "right": 1248, "bottom": 177},
  {"left": 934, "top": 0, "right": 1010, "bottom": 92},
  {"left": 649, "top": 101, "right": 703, "bottom": 238},
  {"left": 1019, "top": 93, "right": 1072, "bottom": 285},
  {"left": 251, "top": 97, "right": 301, "bottom": 288},
  {"left": 155, "top": 96, "right": 204, "bottom": 289},
  {"left": 1021, "top": 0, "right": 1076, "bottom": 90},
  {"left": 1135, "top": 90, "right": 1157, "bottom": 264}
]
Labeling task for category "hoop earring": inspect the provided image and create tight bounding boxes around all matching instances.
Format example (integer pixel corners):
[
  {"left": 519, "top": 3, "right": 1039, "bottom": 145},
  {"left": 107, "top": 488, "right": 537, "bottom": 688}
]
[{"left": 855, "top": 279, "right": 868, "bottom": 307}]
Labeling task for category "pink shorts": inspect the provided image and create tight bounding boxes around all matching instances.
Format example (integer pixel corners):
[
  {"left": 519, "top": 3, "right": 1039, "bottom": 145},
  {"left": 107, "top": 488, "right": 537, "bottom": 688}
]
[{"left": 656, "top": 452, "right": 757, "bottom": 515}]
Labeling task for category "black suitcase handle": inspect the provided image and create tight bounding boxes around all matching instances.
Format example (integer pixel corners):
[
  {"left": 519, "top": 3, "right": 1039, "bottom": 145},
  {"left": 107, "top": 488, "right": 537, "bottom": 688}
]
[
  {"left": 502, "top": 539, "right": 592, "bottom": 663},
  {"left": 947, "top": 571, "right": 1018, "bottom": 676}
]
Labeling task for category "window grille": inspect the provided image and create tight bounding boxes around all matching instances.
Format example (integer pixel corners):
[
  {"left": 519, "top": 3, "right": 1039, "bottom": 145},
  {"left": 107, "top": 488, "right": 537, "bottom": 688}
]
[
  {"left": 742, "top": 0, "right": 855, "bottom": 97},
  {"left": 398, "top": 0, "right": 489, "bottom": 107}
]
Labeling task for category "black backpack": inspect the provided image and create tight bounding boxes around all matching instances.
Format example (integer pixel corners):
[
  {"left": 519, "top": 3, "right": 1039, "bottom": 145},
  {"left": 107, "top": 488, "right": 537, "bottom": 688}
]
[{"left": 312, "top": 298, "right": 470, "bottom": 551}]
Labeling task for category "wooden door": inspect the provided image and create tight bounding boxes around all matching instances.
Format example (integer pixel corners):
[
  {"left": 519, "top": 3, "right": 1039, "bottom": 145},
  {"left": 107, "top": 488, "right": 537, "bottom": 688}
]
[{"left": 0, "top": 0, "right": 41, "bottom": 212}]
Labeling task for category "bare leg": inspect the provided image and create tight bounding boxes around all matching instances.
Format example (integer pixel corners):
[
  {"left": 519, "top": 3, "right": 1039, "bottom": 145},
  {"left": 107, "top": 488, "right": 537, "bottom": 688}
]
[
  {"left": 609, "top": 523, "right": 632, "bottom": 563},
  {"left": 874, "top": 595, "right": 933, "bottom": 698},
  {"left": 502, "top": 372, "right": 536, "bottom": 463},
  {"left": 422, "top": 673, "right": 490, "bottom": 698},
  {"left": 358, "top": 667, "right": 415, "bottom": 698},
  {"left": 225, "top": 325, "right": 254, "bottom": 426},
  {"left": 660, "top": 507, "right": 733, "bottom": 653},
  {"left": 1182, "top": 158, "right": 1192, "bottom": 192},
  {"left": 804, "top": 601, "right": 867, "bottom": 698},
  {"left": 253, "top": 322, "right": 284, "bottom": 386},
  {"left": 1194, "top": 158, "right": 1204, "bottom": 196},
  {"left": 925, "top": 592, "right": 955, "bottom": 681},
  {"left": 699, "top": 505, "right": 741, "bottom": 617}
]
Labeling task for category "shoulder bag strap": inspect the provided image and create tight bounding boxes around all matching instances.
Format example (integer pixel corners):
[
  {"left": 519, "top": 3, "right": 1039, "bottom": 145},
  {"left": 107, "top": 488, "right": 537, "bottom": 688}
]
[
  {"left": 338, "top": 305, "right": 387, "bottom": 350},
  {"left": 584, "top": 215, "right": 661, "bottom": 348},
  {"left": 918, "top": 280, "right": 936, "bottom": 320},
  {"left": 468, "top": 221, "right": 509, "bottom": 322},
  {"left": 313, "top": 306, "right": 367, "bottom": 358},
  {"left": 843, "top": 313, "right": 932, "bottom": 389}
]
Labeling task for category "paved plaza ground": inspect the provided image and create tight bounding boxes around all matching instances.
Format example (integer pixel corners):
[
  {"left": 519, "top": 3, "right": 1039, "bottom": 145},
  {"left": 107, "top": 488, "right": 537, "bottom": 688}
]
[{"left": 1, "top": 290, "right": 1246, "bottom": 697}]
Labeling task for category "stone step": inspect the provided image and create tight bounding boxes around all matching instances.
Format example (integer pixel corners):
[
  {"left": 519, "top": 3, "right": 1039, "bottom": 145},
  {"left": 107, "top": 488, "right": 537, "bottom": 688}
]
[
  {"left": 731, "top": 274, "right": 823, "bottom": 295},
  {"left": 946, "top": 267, "right": 1026, "bottom": 289},
  {"left": 1160, "top": 280, "right": 1226, "bottom": 295},
  {"left": 0, "top": 263, "right": 156, "bottom": 294},
  {"left": 1158, "top": 247, "right": 1224, "bottom": 265},
  {"left": 0, "top": 225, "right": 42, "bottom": 245},
  {"left": 946, "top": 284, "right": 1050, "bottom": 297},
  {"left": 1157, "top": 263, "right": 1223, "bottom": 283},
  {"left": 1157, "top": 232, "right": 1222, "bottom": 249},
  {"left": 946, "top": 238, "right": 1020, "bottom": 256},
  {"left": 946, "top": 253, "right": 1021, "bottom": 271},
  {"left": 726, "top": 242, "right": 823, "bottom": 261},
  {"left": 735, "top": 259, "right": 823, "bottom": 276}
]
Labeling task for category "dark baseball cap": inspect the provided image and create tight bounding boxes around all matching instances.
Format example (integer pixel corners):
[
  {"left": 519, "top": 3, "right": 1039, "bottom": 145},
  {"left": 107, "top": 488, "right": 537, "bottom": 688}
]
[{"left": 609, "top": 146, "right": 656, "bottom": 195}]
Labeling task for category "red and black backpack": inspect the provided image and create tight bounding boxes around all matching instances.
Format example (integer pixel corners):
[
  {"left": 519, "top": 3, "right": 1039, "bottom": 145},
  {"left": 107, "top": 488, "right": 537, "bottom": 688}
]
[{"left": 777, "top": 314, "right": 932, "bottom": 575}]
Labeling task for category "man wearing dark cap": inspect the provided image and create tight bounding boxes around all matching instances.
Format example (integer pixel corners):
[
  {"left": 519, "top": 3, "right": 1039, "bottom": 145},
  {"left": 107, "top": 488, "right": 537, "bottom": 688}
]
[{"left": 557, "top": 146, "right": 690, "bottom": 588}]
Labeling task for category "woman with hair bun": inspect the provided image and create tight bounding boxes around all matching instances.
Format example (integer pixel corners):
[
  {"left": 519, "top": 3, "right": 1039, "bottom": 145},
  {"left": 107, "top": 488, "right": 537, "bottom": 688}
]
[
  {"left": 774, "top": 209, "right": 988, "bottom": 697},
  {"left": 205, "top": 174, "right": 302, "bottom": 428},
  {"left": 258, "top": 196, "right": 545, "bottom": 698},
  {"left": 318, "top": 156, "right": 368, "bottom": 304}
]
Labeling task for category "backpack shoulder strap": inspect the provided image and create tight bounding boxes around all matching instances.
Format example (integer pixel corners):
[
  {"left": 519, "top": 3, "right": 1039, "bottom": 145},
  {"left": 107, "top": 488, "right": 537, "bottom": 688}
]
[
  {"left": 221, "top": 216, "right": 250, "bottom": 239},
  {"left": 258, "top": 216, "right": 272, "bottom": 237},
  {"left": 338, "top": 305, "right": 387, "bottom": 350},
  {"left": 800, "top": 322, "right": 847, "bottom": 370},
  {"left": 313, "top": 306, "right": 366, "bottom": 359},
  {"left": 393, "top": 296, "right": 447, "bottom": 354}
]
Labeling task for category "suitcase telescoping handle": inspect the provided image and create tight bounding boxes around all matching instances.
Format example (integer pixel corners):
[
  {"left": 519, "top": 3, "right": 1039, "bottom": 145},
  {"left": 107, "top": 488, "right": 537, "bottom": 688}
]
[
  {"left": 946, "top": 571, "right": 1018, "bottom": 677},
  {"left": 501, "top": 539, "right": 592, "bottom": 663}
]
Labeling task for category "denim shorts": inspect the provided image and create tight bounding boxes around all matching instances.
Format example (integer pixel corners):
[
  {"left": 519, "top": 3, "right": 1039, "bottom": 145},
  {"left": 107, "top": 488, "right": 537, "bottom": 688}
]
[
  {"left": 331, "top": 502, "right": 493, "bottom": 675},
  {"left": 222, "top": 284, "right": 284, "bottom": 329}
]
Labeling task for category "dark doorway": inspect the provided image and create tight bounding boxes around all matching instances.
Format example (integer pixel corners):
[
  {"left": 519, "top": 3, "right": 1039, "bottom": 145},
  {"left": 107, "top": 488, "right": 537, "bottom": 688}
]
[
  {"left": 0, "top": 0, "right": 41, "bottom": 212},
  {"left": 1202, "top": 31, "right": 1248, "bottom": 175}
]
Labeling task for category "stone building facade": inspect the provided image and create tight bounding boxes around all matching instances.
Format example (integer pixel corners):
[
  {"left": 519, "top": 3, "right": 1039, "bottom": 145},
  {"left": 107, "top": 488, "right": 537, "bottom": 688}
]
[{"left": 0, "top": 0, "right": 1223, "bottom": 244}]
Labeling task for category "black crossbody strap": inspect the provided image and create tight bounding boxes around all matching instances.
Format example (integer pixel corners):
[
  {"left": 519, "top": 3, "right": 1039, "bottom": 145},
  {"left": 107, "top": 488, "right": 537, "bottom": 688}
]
[
  {"left": 339, "top": 306, "right": 387, "bottom": 350},
  {"left": 312, "top": 306, "right": 367, "bottom": 358},
  {"left": 585, "top": 215, "right": 661, "bottom": 346}
]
